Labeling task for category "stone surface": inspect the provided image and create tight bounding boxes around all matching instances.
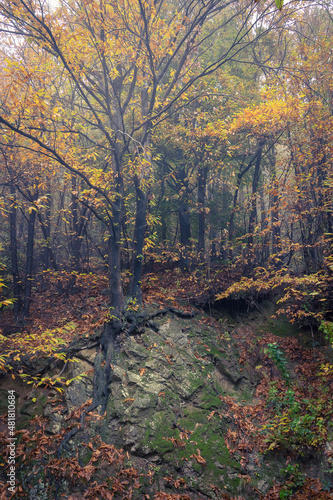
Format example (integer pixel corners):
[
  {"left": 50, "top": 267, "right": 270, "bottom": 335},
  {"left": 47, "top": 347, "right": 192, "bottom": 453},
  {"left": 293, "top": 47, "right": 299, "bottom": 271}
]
[
  {"left": 59, "top": 313, "right": 263, "bottom": 496},
  {"left": 48, "top": 310, "right": 331, "bottom": 498},
  {"left": 5, "top": 305, "right": 330, "bottom": 499},
  {"left": 64, "top": 358, "right": 94, "bottom": 411}
]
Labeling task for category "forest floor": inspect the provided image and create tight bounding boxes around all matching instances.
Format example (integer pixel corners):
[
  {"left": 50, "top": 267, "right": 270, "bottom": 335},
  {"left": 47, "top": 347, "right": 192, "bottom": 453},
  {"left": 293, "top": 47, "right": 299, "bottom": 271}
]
[
  {"left": 0, "top": 265, "right": 333, "bottom": 499},
  {"left": 0, "top": 263, "right": 241, "bottom": 339}
]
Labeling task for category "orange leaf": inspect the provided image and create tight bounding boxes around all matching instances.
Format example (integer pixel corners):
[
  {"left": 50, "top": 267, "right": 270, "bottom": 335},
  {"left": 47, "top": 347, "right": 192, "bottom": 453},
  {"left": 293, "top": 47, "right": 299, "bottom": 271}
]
[{"left": 190, "top": 449, "right": 207, "bottom": 466}]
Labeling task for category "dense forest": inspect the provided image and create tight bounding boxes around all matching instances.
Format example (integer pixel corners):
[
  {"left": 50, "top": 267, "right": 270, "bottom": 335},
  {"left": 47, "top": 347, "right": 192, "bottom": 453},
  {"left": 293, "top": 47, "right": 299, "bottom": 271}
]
[{"left": 0, "top": 0, "right": 333, "bottom": 499}]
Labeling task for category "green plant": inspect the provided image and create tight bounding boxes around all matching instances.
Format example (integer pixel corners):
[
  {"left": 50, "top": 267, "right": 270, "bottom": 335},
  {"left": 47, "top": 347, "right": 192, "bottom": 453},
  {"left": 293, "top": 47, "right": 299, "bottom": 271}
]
[
  {"left": 0, "top": 277, "right": 15, "bottom": 309},
  {"left": 265, "top": 342, "right": 290, "bottom": 383},
  {"left": 279, "top": 464, "right": 305, "bottom": 499},
  {"left": 319, "top": 321, "right": 333, "bottom": 348},
  {"left": 0, "top": 324, "right": 77, "bottom": 390},
  {"left": 262, "top": 390, "right": 328, "bottom": 453}
]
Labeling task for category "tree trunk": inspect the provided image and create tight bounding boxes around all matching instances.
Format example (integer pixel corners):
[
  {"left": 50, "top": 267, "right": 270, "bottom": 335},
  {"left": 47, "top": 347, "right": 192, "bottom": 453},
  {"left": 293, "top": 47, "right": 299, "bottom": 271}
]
[
  {"left": 210, "top": 226, "right": 218, "bottom": 261},
  {"left": 179, "top": 200, "right": 191, "bottom": 271},
  {"left": 70, "top": 176, "right": 81, "bottom": 271},
  {"left": 245, "top": 139, "right": 265, "bottom": 273},
  {"left": 248, "top": 140, "right": 264, "bottom": 248},
  {"left": 38, "top": 194, "right": 58, "bottom": 271},
  {"left": 270, "top": 155, "right": 281, "bottom": 259},
  {"left": 177, "top": 168, "right": 191, "bottom": 271},
  {"left": 259, "top": 187, "right": 269, "bottom": 264},
  {"left": 228, "top": 155, "right": 256, "bottom": 259},
  {"left": 128, "top": 180, "right": 148, "bottom": 303},
  {"left": 197, "top": 165, "right": 208, "bottom": 260},
  {"left": 23, "top": 203, "right": 37, "bottom": 320},
  {"left": 228, "top": 187, "right": 239, "bottom": 260},
  {"left": 9, "top": 183, "right": 22, "bottom": 322},
  {"left": 108, "top": 197, "right": 124, "bottom": 315}
]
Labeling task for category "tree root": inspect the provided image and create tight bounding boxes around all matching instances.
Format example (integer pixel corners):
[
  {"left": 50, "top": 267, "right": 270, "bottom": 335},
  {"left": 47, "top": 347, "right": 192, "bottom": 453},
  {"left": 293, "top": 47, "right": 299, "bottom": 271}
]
[{"left": 58, "top": 306, "right": 197, "bottom": 456}]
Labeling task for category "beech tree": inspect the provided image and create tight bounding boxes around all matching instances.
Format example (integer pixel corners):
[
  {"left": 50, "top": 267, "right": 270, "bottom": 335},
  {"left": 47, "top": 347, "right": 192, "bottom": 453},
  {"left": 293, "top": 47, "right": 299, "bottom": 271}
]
[
  {"left": 153, "top": 85, "right": 230, "bottom": 268},
  {"left": 0, "top": 0, "right": 307, "bottom": 318},
  {"left": 0, "top": 133, "right": 58, "bottom": 321},
  {"left": 218, "top": 11, "right": 333, "bottom": 327}
]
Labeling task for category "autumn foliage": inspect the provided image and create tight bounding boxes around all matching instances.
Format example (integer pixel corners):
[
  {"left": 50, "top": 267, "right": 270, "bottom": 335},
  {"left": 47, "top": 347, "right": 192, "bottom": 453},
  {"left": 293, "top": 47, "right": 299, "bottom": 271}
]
[{"left": 0, "top": 0, "right": 333, "bottom": 499}]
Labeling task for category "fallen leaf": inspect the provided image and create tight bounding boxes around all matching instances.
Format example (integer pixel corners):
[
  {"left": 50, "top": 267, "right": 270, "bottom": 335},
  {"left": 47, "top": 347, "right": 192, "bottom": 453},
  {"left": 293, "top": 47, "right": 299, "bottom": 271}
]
[{"left": 190, "top": 449, "right": 207, "bottom": 466}]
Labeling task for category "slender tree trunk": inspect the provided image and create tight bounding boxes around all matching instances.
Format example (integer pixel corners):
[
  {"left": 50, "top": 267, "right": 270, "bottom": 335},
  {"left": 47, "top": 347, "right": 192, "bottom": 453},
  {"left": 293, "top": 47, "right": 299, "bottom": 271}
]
[
  {"left": 70, "top": 176, "right": 81, "bottom": 270},
  {"left": 269, "top": 145, "right": 281, "bottom": 267},
  {"left": 248, "top": 139, "right": 264, "bottom": 248},
  {"left": 177, "top": 168, "right": 191, "bottom": 271},
  {"left": 9, "top": 184, "right": 22, "bottom": 322},
  {"left": 210, "top": 227, "right": 218, "bottom": 259},
  {"left": 197, "top": 165, "right": 208, "bottom": 260},
  {"left": 245, "top": 139, "right": 265, "bottom": 273},
  {"left": 128, "top": 179, "right": 148, "bottom": 303},
  {"left": 271, "top": 171, "right": 281, "bottom": 259},
  {"left": 260, "top": 187, "right": 269, "bottom": 264},
  {"left": 41, "top": 195, "right": 51, "bottom": 269},
  {"left": 23, "top": 203, "right": 37, "bottom": 320},
  {"left": 37, "top": 195, "right": 58, "bottom": 271},
  {"left": 179, "top": 200, "right": 191, "bottom": 271},
  {"left": 228, "top": 187, "right": 239, "bottom": 259},
  {"left": 108, "top": 195, "right": 124, "bottom": 315},
  {"left": 228, "top": 155, "right": 256, "bottom": 259},
  {"left": 126, "top": 85, "right": 151, "bottom": 302}
]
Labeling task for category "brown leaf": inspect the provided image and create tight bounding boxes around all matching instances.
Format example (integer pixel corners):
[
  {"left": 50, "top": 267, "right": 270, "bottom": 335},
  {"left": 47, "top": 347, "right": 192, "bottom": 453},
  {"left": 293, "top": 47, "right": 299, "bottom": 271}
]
[{"left": 190, "top": 449, "right": 206, "bottom": 466}]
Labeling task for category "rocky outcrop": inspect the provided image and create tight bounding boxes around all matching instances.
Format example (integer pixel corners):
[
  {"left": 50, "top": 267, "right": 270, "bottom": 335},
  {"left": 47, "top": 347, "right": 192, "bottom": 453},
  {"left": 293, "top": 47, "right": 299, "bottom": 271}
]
[
  {"left": 62, "top": 312, "right": 263, "bottom": 498},
  {"left": 11, "top": 306, "right": 331, "bottom": 498}
]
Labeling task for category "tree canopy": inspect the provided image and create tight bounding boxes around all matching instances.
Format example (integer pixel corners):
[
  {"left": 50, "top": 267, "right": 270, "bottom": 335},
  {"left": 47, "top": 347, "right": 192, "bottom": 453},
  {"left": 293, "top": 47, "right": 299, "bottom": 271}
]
[
  {"left": 1, "top": 2, "right": 333, "bottom": 499},
  {"left": 0, "top": 0, "right": 331, "bottom": 328}
]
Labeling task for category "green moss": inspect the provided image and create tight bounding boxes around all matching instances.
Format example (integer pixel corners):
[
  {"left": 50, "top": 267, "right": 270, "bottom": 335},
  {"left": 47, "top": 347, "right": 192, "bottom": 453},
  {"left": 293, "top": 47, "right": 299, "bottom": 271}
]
[
  {"left": 202, "top": 362, "right": 215, "bottom": 374},
  {"left": 80, "top": 448, "right": 93, "bottom": 466},
  {"left": 264, "top": 317, "right": 296, "bottom": 337},
  {"left": 106, "top": 396, "right": 116, "bottom": 416},
  {"left": 186, "top": 373, "right": 205, "bottom": 393},
  {"left": 198, "top": 330, "right": 209, "bottom": 339},
  {"left": 163, "top": 388, "right": 181, "bottom": 406},
  {"left": 198, "top": 390, "right": 222, "bottom": 410},
  {"left": 208, "top": 345, "right": 223, "bottom": 358},
  {"left": 156, "top": 408, "right": 241, "bottom": 489},
  {"left": 144, "top": 410, "right": 175, "bottom": 454}
]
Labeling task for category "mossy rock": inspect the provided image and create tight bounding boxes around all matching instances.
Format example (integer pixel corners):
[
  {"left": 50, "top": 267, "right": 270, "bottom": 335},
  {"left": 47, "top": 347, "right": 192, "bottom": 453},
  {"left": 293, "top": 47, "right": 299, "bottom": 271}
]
[{"left": 59, "top": 309, "right": 290, "bottom": 497}]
